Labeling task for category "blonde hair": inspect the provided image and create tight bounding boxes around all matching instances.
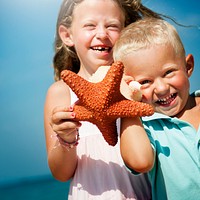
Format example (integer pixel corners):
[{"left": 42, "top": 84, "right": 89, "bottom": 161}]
[
  {"left": 114, "top": 17, "right": 185, "bottom": 61},
  {"left": 53, "top": 0, "right": 162, "bottom": 81}
]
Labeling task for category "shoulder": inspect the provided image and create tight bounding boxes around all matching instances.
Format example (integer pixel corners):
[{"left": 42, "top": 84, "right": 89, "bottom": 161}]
[
  {"left": 194, "top": 90, "right": 200, "bottom": 105},
  {"left": 47, "top": 80, "right": 70, "bottom": 97},
  {"left": 45, "top": 80, "right": 71, "bottom": 106},
  {"left": 191, "top": 90, "right": 200, "bottom": 97}
]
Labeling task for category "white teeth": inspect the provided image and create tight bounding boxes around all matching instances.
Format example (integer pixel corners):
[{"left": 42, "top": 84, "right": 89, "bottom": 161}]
[
  {"left": 92, "top": 47, "right": 110, "bottom": 51},
  {"left": 157, "top": 94, "right": 175, "bottom": 105}
]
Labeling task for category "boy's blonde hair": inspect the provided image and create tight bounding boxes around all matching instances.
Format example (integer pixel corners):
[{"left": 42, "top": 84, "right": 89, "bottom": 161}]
[{"left": 113, "top": 17, "right": 185, "bottom": 61}]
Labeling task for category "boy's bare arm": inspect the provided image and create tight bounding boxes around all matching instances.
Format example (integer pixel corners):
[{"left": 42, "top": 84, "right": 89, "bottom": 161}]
[{"left": 120, "top": 117, "right": 154, "bottom": 173}]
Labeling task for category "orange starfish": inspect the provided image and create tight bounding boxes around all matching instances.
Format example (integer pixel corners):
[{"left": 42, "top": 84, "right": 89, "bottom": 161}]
[{"left": 61, "top": 61, "right": 154, "bottom": 146}]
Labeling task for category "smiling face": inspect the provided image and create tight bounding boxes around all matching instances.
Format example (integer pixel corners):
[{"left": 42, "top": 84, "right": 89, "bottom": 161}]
[
  {"left": 122, "top": 44, "right": 194, "bottom": 117},
  {"left": 66, "top": 0, "right": 125, "bottom": 75}
]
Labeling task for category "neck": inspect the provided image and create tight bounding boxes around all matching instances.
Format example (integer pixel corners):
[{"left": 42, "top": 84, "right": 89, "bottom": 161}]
[{"left": 78, "top": 66, "right": 93, "bottom": 80}]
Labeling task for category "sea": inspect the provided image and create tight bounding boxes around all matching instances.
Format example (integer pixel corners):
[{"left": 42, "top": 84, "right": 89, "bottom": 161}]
[{"left": 0, "top": 176, "right": 70, "bottom": 200}]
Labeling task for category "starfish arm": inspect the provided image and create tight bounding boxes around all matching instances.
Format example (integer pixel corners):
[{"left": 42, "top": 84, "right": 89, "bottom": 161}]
[
  {"left": 107, "top": 100, "right": 154, "bottom": 118},
  {"left": 74, "top": 105, "right": 118, "bottom": 146},
  {"left": 61, "top": 69, "right": 115, "bottom": 111},
  {"left": 61, "top": 70, "right": 97, "bottom": 105},
  {"left": 96, "top": 121, "right": 118, "bottom": 146},
  {"left": 73, "top": 104, "right": 95, "bottom": 121},
  {"left": 101, "top": 62, "right": 124, "bottom": 104}
]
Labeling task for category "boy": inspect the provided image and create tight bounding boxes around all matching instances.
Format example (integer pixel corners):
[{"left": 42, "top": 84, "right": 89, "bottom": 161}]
[{"left": 113, "top": 18, "right": 200, "bottom": 200}]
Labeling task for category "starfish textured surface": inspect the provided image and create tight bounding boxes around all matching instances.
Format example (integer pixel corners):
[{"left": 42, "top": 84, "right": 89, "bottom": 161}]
[{"left": 61, "top": 61, "right": 154, "bottom": 146}]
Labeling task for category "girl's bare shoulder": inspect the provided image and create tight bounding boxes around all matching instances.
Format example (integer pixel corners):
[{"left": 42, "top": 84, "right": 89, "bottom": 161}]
[
  {"left": 47, "top": 80, "right": 69, "bottom": 95},
  {"left": 45, "top": 80, "right": 71, "bottom": 104}
]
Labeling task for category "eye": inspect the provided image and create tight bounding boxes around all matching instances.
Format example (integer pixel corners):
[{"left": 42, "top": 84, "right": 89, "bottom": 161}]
[
  {"left": 164, "top": 68, "right": 176, "bottom": 78},
  {"left": 83, "top": 23, "right": 96, "bottom": 30},
  {"left": 165, "top": 70, "right": 173, "bottom": 75},
  {"left": 140, "top": 80, "right": 151, "bottom": 85},
  {"left": 107, "top": 23, "right": 122, "bottom": 31},
  {"left": 85, "top": 24, "right": 94, "bottom": 27}
]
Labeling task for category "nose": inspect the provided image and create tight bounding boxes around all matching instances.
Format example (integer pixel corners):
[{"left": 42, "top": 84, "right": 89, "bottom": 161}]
[
  {"left": 154, "top": 78, "right": 169, "bottom": 95},
  {"left": 95, "top": 27, "right": 108, "bottom": 39}
]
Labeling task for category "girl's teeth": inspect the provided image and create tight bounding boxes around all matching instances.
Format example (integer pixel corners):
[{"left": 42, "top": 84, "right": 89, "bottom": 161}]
[{"left": 93, "top": 47, "right": 110, "bottom": 51}]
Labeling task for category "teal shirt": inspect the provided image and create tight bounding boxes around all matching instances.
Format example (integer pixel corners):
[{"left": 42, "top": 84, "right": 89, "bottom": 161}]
[{"left": 141, "top": 91, "right": 200, "bottom": 200}]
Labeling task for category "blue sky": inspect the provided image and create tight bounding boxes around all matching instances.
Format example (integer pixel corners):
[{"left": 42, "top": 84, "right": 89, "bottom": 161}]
[{"left": 0, "top": 0, "right": 199, "bottom": 183}]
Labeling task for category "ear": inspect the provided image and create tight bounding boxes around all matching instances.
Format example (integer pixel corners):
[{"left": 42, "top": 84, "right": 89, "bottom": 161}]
[
  {"left": 59, "top": 25, "right": 74, "bottom": 46},
  {"left": 185, "top": 54, "right": 194, "bottom": 78}
]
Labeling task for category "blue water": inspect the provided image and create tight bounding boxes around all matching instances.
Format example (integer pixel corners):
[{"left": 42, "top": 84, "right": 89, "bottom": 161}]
[{"left": 0, "top": 176, "right": 70, "bottom": 200}]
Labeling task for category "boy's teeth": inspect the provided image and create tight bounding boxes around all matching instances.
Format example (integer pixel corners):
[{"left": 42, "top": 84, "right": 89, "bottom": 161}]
[{"left": 157, "top": 94, "right": 175, "bottom": 105}]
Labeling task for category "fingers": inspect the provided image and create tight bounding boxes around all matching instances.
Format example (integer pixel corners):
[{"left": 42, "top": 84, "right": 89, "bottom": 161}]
[
  {"left": 120, "top": 77, "right": 133, "bottom": 100},
  {"left": 50, "top": 105, "right": 81, "bottom": 136},
  {"left": 122, "top": 75, "right": 134, "bottom": 85},
  {"left": 51, "top": 105, "right": 74, "bottom": 124},
  {"left": 51, "top": 120, "right": 79, "bottom": 135}
]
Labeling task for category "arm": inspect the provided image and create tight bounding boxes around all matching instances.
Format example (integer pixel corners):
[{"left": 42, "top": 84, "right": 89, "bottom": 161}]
[
  {"left": 44, "top": 80, "right": 81, "bottom": 181},
  {"left": 120, "top": 117, "right": 155, "bottom": 173}
]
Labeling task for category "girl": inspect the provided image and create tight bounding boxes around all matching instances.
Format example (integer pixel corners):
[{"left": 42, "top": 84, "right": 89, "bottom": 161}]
[{"left": 44, "top": 0, "right": 162, "bottom": 199}]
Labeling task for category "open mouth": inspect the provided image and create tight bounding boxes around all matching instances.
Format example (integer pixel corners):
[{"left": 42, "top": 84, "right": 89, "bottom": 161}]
[
  {"left": 156, "top": 93, "right": 177, "bottom": 106},
  {"left": 91, "top": 46, "right": 111, "bottom": 52}
]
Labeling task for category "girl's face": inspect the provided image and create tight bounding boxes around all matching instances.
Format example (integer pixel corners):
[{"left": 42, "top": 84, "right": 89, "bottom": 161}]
[
  {"left": 122, "top": 44, "right": 194, "bottom": 117},
  {"left": 66, "top": 0, "right": 125, "bottom": 75}
]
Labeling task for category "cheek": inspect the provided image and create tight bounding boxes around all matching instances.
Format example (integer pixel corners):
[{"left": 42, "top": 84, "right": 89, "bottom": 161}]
[
  {"left": 141, "top": 89, "right": 152, "bottom": 104},
  {"left": 75, "top": 31, "right": 93, "bottom": 44},
  {"left": 107, "top": 28, "right": 123, "bottom": 40},
  {"left": 112, "top": 32, "right": 121, "bottom": 42},
  {"left": 171, "top": 73, "right": 190, "bottom": 91}
]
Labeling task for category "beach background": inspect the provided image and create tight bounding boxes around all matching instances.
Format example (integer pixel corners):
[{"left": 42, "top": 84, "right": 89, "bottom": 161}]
[{"left": 0, "top": 0, "right": 199, "bottom": 199}]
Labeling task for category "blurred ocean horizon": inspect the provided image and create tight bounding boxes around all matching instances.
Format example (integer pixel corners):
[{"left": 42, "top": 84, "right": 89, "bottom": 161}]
[{"left": 0, "top": 175, "right": 70, "bottom": 200}]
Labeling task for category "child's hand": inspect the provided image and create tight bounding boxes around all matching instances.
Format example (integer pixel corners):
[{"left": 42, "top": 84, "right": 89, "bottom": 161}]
[
  {"left": 120, "top": 75, "right": 142, "bottom": 101},
  {"left": 50, "top": 105, "right": 81, "bottom": 142}
]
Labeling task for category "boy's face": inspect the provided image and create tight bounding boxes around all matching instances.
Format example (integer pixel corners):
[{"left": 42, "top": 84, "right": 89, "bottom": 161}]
[{"left": 122, "top": 44, "right": 194, "bottom": 117}]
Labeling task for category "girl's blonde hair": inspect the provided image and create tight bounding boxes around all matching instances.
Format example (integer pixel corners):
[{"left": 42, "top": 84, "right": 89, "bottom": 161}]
[
  {"left": 53, "top": 0, "right": 162, "bottom": 81},
  {"left": 113, "top": 17, "right": 185, "bottom": 61}
]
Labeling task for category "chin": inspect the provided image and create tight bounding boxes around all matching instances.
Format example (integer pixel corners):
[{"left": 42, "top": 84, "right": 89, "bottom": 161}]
[{"left": 156, "top": 108, "right": 178, "bottom": 117}]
